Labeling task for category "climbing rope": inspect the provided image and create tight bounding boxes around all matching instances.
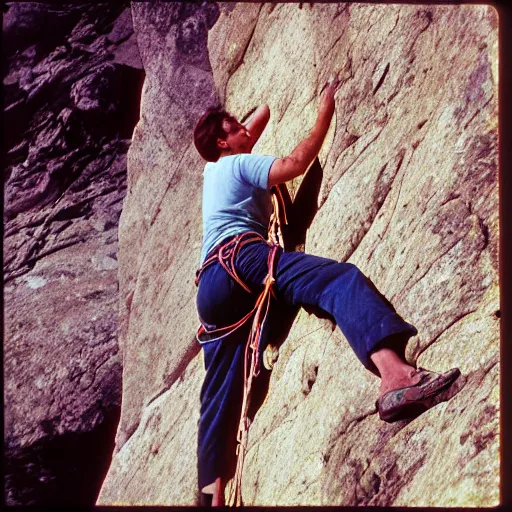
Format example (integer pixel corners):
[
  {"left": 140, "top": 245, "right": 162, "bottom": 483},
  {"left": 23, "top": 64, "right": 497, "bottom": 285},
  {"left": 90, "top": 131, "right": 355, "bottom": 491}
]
[{"left": 228, "top": 241, "right": 278, "bottom": 506}]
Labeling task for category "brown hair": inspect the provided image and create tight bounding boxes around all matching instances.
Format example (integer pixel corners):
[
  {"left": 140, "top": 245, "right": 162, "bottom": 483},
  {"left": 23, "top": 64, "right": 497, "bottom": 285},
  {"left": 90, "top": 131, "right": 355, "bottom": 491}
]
[{"left": 193, "top": 108, "right": 235, "bottom": 162}]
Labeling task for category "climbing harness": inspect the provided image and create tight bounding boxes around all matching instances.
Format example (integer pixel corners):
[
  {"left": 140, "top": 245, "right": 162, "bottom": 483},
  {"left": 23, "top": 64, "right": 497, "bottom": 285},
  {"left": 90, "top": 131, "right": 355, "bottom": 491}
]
[
  {"left": 194, "top": 185, "right": 287, "bottom": 345},
  {"left": 195, "top": 186, "right": 287, "bottom": 506}
]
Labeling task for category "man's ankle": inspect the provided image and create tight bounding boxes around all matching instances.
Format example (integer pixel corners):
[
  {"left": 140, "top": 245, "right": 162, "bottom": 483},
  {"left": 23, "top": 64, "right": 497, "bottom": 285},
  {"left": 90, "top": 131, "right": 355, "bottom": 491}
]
[{"left": 202, "top": 482, "right": 217, "bottom": 494}]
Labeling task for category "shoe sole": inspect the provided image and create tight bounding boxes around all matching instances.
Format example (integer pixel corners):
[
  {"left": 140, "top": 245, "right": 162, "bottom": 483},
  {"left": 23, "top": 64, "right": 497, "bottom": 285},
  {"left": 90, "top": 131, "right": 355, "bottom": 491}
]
[{"left": 377, "top": 368, "right": 461, "bottom": 423}]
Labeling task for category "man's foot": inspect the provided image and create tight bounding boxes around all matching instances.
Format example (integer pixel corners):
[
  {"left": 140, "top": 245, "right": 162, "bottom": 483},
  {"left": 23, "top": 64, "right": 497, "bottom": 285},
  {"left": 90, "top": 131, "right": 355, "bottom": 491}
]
[
  {"left": 199, "top": 492, "right": 213, "bottom": 507},
  {"left": 376, "top": 367, "right": 461, "bottom": 423},
  {"left": 370, "top": 345, "right": 421, "bottom": 396}
]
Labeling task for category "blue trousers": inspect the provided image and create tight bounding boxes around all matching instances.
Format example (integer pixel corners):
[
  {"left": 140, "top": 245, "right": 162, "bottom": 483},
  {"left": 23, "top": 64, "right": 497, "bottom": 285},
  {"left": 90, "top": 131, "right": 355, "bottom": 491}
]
[{"left": 195, "top": 238, "right": 417, "bottom": 490}]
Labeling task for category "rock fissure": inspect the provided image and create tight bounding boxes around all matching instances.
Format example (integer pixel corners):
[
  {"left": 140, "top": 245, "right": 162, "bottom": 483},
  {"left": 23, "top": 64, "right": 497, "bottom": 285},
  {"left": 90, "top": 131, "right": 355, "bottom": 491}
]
[
  {"left": 323, "top": 32, "right": 346, "bottom": 61},
  {"left": 389, "top": 13, "right": 400, "bottom": 35},
  {"left": 324, "top": 408, "right": 377, "bottom": 462},
  {"left": 364, "top": 152, "right": 407, "bottom": 263},
  {"left": 397, "top": 231, "right": 471, "bottom": 299},
  {"left": 355, "top": 462, "right": 381, "bottom": 504},
  {"left": 28, "top": 236, "right": 88, "bottom": 264},
  {"left": 333, "top": 4, "right": 349, "bottom": 21},
  {"left": 463, "top": 95, "right": 494, "bottom": 131},
  {"left": 295, "top": 475, "right": 318, "bottom": 498},
  {"left": 266, "top": 3, "right": 278, "bottom": 16},
  {"left": 149, "top": 146, "right": 191, "bottom": 227},
  {"left": 279, "top": 325, "right": 327, "bottom": 363},
  {"left": 161, "top": 339, "right": 202, "bottom": 392},
  {"left": 222, "top": 3, "right": 264, "bottom": 102},
  {"left": 439, "top": 192, "right": 462, "bottom": 208},
  {"left": 159, "top": 252, "right": 194, "bottom": 298},
  {"left": 126, "top": 240, "right": 163, "bottom": 334},
  {"left": 471, "top": 357, "right": 499, "bottom": 392},
  {"left": 372, "top": 62, "right": 390, "bottom": 95},
  {"left": 227, "top": 15, "right": 258, "bottom": 79},
  {"left": 333, "top": 153, "right": 403, "bottom": 263},
  {"left": 477, "top": 215, "right": 490, "bottom": 251},
  {"left": 145, "top": 385, "right": 174, "bottom": 411},
  {"left": 80, "top": 349, "right": 118, "bottom": 393},
  {"left": 276, "top": 87, "right": 297, "bottom": 125},
  {"left": 365, "top": 11, "right": 387, "bottom": 37},
  {"left": 413, "top": 308, "right": 479, "bottom": 361},
  {"left": 338, "top": 54, "right": 355, "bottom": 90},
  {"left": 321, "top": 125, "right": 385, "bottom": 210},
  {"left": 408, "top": 9, "right": 434, "bottom": 55}
]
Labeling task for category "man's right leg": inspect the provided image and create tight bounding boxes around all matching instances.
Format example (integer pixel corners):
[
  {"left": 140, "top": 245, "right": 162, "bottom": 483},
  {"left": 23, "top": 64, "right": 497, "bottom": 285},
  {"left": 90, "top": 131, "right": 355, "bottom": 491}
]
[
  {"left": 198, "top": 328, "right": 248, "bottom": 506},
  {"left": 196, "top": 259, "right": 256, "bottom": 506}
]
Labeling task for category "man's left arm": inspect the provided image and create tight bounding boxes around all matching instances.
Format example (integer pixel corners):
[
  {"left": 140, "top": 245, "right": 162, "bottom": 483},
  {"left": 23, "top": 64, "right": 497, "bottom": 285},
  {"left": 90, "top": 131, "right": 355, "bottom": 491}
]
[{"left": 244, "top": 104, "right": 270, "bottom": 150}]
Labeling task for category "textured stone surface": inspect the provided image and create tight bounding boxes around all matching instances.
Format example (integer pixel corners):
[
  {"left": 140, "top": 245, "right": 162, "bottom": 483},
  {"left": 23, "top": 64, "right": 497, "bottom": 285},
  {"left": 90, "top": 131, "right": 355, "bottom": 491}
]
[
  {"left": 109, "top": 0, "right": 219, "bottom": 453},
  {"left": 99, "top": 2, "right": 498, "bottom": 507},
  {"left": 3, "top": 2, "right": 144, "bottom": 505}
]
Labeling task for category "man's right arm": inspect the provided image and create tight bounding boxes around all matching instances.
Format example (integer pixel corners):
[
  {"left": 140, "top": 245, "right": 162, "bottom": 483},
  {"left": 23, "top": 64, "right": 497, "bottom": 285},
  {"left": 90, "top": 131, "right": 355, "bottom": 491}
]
[{"left": 268, "top": 83, "right": 336, "bottom": 188}]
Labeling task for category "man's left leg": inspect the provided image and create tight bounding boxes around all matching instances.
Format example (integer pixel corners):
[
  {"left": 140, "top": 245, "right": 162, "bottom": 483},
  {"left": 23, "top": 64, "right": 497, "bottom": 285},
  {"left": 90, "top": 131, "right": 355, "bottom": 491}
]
[
  {"left": 235, "top": 242, "right": 460, "bottom": 421},
  {"left": 272, "top": 251, "right": 460, "bottom": 420}
]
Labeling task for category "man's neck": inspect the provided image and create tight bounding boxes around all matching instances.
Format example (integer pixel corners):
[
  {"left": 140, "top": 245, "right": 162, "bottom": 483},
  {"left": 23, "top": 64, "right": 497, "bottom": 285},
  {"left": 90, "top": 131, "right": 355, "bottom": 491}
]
[
  {"left": 219, "top": 150, "right": 236, "bottom": 158},
  {"left": 218, "top": 149, "right": 249, "bottom": 159}
]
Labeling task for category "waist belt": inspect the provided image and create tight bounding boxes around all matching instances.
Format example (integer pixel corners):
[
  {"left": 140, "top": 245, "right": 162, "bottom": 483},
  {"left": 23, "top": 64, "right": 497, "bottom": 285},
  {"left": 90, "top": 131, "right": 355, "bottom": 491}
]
[{"left": 195, "top": 232, "right": 266, "bottom": 292}]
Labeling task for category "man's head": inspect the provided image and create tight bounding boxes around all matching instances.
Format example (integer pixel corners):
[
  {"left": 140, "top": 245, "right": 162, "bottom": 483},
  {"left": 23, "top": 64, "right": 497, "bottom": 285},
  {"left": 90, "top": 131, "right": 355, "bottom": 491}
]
[{"left": 194, "top": 108, "right": 252, "bottom": 162}]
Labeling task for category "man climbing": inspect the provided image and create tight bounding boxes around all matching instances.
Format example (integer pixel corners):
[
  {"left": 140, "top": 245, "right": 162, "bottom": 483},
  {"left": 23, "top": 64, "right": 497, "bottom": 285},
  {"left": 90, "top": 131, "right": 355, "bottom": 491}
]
[{"left": 193, "top": 82, "right": 460, "bottom": 506}]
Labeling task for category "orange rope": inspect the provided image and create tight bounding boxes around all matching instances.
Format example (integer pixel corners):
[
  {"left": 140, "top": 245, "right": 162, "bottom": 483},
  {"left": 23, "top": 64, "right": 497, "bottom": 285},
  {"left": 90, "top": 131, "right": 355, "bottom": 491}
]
[
  {"left": 195, "top": 232, "right": 272, "bottom": 347},
  {"left": 229, "top": 188, "right": 285, "bottom": 506},
  {"left": 229, "top": 243, "right": 278, "bottom": 506}
]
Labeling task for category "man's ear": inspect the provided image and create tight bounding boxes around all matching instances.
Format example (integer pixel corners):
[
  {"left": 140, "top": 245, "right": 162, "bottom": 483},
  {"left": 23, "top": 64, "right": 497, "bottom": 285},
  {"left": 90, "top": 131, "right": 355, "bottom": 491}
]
[{"left": 217, "top": 138, "right": 229, "bottom": 149}]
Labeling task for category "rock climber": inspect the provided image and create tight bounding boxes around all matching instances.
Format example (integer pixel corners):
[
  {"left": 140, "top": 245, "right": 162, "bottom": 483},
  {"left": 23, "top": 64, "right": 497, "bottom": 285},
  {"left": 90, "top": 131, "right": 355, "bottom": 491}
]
[{"left": 192, "top": 82, "right": 460, "bottom": 506}]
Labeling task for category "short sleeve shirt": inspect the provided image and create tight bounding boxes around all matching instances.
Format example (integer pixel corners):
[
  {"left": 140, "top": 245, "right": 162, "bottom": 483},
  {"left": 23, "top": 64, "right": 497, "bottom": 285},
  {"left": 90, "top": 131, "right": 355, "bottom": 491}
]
[{"left": 200, "top": 153, "right": 277, "bottom": 265}]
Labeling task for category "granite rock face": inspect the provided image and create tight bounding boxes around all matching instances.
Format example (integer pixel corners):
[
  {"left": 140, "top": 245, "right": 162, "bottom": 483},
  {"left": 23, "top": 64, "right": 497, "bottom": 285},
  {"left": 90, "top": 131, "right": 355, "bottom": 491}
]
[
  {"left": 98, "top": 2, "right": 498, "bottom": 506},
  {"left": 3, "top": 2, "right": 144, "bottom": 505},
  {"left": 107, "top": 0, "right": 219, "bottom": 454}
]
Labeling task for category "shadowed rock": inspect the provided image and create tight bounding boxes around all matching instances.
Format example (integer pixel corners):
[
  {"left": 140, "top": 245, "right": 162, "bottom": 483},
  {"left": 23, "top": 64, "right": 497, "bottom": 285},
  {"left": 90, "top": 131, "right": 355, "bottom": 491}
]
[{"left": 3, "top": 2, "right": 144, "bottom": 506}]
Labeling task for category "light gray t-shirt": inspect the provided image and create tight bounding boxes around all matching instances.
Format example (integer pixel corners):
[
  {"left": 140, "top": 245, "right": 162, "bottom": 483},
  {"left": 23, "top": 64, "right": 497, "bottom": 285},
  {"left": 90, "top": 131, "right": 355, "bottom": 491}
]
[{"left": 200, "top": 153, "right": 277, "bottom": 265}]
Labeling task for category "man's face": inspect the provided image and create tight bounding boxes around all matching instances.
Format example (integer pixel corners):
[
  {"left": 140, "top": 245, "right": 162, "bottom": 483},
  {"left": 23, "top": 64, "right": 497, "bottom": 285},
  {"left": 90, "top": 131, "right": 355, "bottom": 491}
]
[{"left": 219, "top": 117, "right": 253, "bottom": 154}]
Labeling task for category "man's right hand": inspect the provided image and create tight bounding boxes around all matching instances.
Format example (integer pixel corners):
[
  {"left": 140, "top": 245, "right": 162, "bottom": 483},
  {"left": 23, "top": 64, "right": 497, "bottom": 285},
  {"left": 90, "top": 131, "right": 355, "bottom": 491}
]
[
  {"left": 268, "top": 80, "right": 336, "bottom": 188},
  {"left": 319, "top": 82, "right": 336, "bottom": 118}
]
